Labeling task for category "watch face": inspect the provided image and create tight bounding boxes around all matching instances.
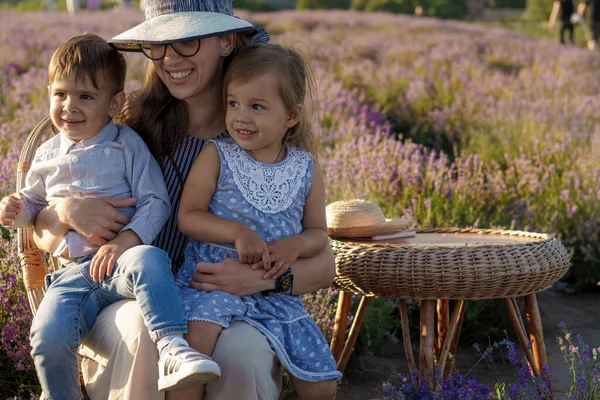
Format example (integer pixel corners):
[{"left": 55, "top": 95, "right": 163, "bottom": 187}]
[
  {"left": 279, "top": 274, "right": 293, "bottom": 292},
  {"left": 275, "top": 268, "right": 294, "bottom": 294}
]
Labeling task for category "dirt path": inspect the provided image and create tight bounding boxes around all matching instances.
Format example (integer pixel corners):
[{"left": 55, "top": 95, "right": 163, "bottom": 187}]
[{"left": 336, "top": 289, "right": 600, "bottom": 399}]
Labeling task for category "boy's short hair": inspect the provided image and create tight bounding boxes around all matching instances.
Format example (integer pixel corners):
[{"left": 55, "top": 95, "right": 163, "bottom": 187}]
[{"left": 49, "top": 33, "right": 126, "bottom": 95}]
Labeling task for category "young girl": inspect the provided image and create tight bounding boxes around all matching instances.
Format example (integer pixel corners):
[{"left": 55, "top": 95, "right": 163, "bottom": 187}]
[{"left": 175, "top": 42, "right": 341, "bottom": 399}]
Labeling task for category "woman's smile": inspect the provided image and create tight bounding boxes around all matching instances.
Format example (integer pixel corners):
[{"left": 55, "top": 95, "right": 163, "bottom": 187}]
[{"left": 168, "top": 69, "right": 193, "bottom": 80}]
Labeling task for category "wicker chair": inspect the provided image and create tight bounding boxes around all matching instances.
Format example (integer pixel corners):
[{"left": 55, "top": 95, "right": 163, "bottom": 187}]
[{"left": 17, "top": 115, "right": 59, "bottom": 315}]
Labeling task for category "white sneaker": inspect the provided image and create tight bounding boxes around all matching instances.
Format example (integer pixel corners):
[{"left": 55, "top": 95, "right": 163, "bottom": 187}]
[{"left": 157, "top": 337, "right": 221, "bottom": 391}]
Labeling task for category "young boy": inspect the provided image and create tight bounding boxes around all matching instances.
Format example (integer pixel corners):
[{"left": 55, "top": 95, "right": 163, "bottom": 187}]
[{"left": 0, "top": 33, "right": 220, "bottom": 398}]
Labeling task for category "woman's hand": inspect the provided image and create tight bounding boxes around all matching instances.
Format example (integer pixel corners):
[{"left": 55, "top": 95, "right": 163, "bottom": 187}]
[
  {"left": 55, "top": 196, "right": 136, "bottom": 246},
  {"left": 189, "top": 258, "right": 274, "bottom": 296}
]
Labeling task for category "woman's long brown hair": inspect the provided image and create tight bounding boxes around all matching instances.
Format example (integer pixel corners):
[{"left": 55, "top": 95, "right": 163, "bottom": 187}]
[{"left": 115, "top": 33, "right": 252, "bottom": 168}]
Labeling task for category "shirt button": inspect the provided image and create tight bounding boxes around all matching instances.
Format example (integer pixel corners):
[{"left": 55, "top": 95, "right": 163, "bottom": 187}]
[
  {"left": 73, "top": 192, "right": 81, "bottom": 198},
  {"left": 104, "top": 148, "right": 111, "bottom": 155},
  {"left": 73, "top": 180, "right": 81, "bottom": 186},
  {"left": 71, "top": 155, "right": 79, "bottom": 163}
]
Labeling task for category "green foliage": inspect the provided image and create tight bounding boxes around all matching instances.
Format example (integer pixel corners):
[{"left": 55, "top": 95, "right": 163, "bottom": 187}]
[
  {"left": 349, "top": 0, "right": 469, "bottom": 18},
  {"left": 420, "top": 0, "right": 469, "bottom": 19},
  {"left": 297, "top": 0, "right": 352, "bottom": 10},
  {"left": 525, "top": 0, "right": 555, "bottom": 20},
  {"left": 353, "top": 298, "right": 400, "bottom": 355},
  {"left": 234, "top": 0, "right": 275, "bottom": 11},
  {"left": 1, "top": 226, "right": 11, "bottom": 242},
  {"left": 349, "top": 0, "right": 369, "bottom": 10},
  {"left": 364, "top": 0, "right": 413, "bottom": 14},
  {"left": 461, "top": 300, "right": 510, "bottom": 344},
  {"left": 493, "top": 0, "right": 526, "bottom": 9},
  {"left": 1, "top": 0, "right": 141, "bottom": 11}
]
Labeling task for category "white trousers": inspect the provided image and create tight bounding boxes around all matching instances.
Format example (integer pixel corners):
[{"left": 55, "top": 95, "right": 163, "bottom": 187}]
[{"left": 79, "top": 300, "right": 282, "bottom": 400}]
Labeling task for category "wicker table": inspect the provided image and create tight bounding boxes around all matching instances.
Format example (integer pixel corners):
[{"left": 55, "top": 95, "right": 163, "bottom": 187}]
[{"left": 328, "top": 228, "right": 571, "bottom": 391}]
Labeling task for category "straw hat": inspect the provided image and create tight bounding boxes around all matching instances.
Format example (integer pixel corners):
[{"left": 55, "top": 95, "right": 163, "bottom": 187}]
[
  {"left": 326, "top": 199, "right": 410, "bottom": 238},
  {"left": 109, "top": 0, "right": 268, "bottom": 52}
]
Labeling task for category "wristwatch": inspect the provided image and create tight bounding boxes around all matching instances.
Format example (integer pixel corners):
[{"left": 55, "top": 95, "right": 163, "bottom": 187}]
[{"left": 263, "top": 267, "right": 294, "bottom": 296}]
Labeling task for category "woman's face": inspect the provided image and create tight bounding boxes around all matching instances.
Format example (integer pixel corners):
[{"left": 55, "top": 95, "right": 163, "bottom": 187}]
[{"left": 152, "top": 35, "right": 233, "bottom": 103}]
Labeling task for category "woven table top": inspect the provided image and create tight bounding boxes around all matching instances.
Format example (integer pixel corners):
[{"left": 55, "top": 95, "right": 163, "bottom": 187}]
[{"left": 331, "top": 228, "right": 571, "bottom": 300}]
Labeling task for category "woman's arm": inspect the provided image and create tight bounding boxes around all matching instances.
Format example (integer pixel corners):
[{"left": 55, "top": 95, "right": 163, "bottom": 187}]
[
  {"left": 189, "top": 243, "right": 336, "bottom": 296},
  {"left": 33, "top": 197, "right": 135, "bottom": 253}
]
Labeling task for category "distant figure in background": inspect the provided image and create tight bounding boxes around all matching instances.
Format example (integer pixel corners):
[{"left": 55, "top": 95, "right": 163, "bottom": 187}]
[
  {"left": 66, "top": 0, "right": 80, "bottom": 14},
  {"left": 548, "top": 0, "right": 577, "bottom": 45},
  {"left": 578, "top": 0, "right": 600, "bottom": 49}
]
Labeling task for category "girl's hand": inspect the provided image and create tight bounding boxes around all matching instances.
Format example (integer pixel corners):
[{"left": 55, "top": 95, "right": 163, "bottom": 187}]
[
  {"left": 234, "top": 226, "right": 271, "bottom": 269},
  {"left": 0, "top": 193, "right": 24, "bottom": 227},
  {"left": 57, "top": 196, "right": 136, "bottom": 246},
  {"left": 252, "top": 237, "right": 300, "bottom": 279}
]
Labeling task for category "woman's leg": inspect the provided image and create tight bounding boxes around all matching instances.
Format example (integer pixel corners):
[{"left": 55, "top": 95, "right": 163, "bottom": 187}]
[
  {"left": 286, "top": 378, "right": 338, "bottom": 400},
  {"left": 205, "top": 321, "right": 283, "bottom": 400},
  {"left": 103, "top": 245, "right": 188, "bottom": 342},
  {"left": 100, "top": 245, "right": 219, "bottom": 391},
  {"left": 80, "top": 300, "right": 164, "bottom": 400}
]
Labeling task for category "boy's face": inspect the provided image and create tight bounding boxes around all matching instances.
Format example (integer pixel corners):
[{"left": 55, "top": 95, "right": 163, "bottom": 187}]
[{"left": 49, "top": 73, "right": 123, "bottom": 141}]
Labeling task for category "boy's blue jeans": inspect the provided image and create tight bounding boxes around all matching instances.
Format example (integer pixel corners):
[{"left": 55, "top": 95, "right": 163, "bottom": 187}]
[{"left": 30, "top": 245, "right": 188, "bottom": 400}]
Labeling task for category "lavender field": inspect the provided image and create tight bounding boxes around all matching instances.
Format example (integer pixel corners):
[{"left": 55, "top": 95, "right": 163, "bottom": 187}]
[{"left": 1, "top": 8, "right": 600, "bottom": 399}]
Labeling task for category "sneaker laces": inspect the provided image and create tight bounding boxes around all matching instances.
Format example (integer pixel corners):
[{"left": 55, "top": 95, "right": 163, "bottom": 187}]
[{"left": 162, "top": 337, "right": 213, "bottom": 362}]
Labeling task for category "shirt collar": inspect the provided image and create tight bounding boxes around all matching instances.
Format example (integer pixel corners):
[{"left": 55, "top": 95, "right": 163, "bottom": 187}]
[{"left": 59, "top": 122, "right": 119, "bottom": 155}]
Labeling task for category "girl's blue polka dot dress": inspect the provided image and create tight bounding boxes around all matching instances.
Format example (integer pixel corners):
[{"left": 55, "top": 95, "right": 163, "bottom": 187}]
[{"left": 176, "top": 138, "right": 342, "bottom": 382}]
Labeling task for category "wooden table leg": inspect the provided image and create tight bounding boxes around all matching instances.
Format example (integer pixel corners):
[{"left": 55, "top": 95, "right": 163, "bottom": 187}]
[
  {"left": 436, "top": 299, "right": 449, "bottom": 361},
  {"left": 503, "top": 298, "right": 539, "bottom": 375},
  {"left": 330, "top": 291, "right": 353, "bottom": 361},
  {"left": 419, "top": 300, "right": 436, "bottom": 388},
  {"left": 524, "top": 293, "right": 552, "bottom": 394},
  {"left": 337, "top": 296, "right": 372, "bottom": 374},
  {"left": 398, "top": 300, "right": 417, "bottom": 378},
  {"left": 438, "top": 300, "right": 466, "bottom": 378}
]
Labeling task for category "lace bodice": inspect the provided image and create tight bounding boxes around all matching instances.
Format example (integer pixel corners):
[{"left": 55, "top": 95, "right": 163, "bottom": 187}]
[
  {"left": 207, "top": 138, "right": 313, "bottom": 243},
  {"left": 217, "top": 139, "right": 311, "bottom": 214}
]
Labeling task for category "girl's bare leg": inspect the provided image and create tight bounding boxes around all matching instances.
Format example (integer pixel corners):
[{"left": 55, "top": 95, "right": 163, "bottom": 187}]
[
  {"left": 166, "top": 321, "right": 223, "bottom": 400},
  {"left": 285, "top": 377, "right": 338, "bottom": 400}
]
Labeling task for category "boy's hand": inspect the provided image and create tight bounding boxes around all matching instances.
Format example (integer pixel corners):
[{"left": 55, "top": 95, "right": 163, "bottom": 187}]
[
  {"left": 234, "top": 226, "right": 271, "bottom": 269},
  {"left": 253, "top": 237, "right": 300, "bottom": 280},
  {"left": 90, "top": 230, "right": 141, "bottom": 282},
  {"left": 0, "top": 193, "right": 24, "bottom": 227}
]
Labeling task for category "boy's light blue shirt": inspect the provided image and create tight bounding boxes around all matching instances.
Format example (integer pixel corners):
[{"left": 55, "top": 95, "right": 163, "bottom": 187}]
[{"left": 14, "top": 121, "right": 171, "bottom": 258}]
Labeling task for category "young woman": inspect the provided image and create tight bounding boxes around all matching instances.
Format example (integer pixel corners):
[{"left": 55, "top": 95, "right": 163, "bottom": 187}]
[{"left": 32, "top": 0, "right": 336, "bottom": 399}]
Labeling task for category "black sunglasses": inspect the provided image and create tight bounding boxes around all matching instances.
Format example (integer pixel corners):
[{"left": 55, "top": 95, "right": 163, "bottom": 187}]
[{"left": 139, "top": 40, "right": 201, "bottom": 61}]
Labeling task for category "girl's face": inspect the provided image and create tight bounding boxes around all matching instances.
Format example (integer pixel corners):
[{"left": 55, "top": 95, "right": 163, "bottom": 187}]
[
  {"left": 152, "top": 35, "right": 233, "bottom": 103},
  {"left": 225, "top": 73, "right": 301, "bottom": 163}
]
